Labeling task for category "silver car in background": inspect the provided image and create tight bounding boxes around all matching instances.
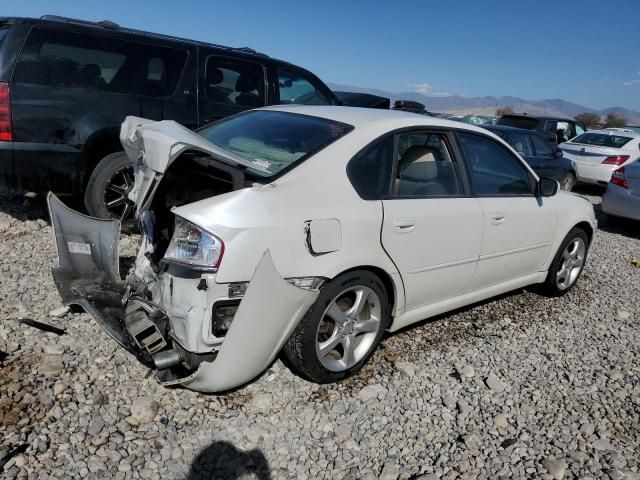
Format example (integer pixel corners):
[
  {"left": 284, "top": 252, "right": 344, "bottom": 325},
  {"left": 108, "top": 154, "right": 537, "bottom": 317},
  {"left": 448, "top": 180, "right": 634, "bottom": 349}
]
[
  {"left": 602, "top": 161, "right": 640, "bottom": 221},
  {"left": 559, "top": 129, "right": 640, "bottom": 186}
]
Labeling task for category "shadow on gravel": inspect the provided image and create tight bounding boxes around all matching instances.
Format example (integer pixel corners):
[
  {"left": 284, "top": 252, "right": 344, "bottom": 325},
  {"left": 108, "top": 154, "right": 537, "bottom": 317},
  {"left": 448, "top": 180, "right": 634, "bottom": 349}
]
[
  {"left": 593, "top": 202, "right": 640, "bottom": 240},
  {"left": 572, "top": 183, "right": 606, "bottom": 197},
  {"left": 186, "top": 441, "right": 271, "bottom": 480},
  {"left": 0, "top": 194, "right": 84, "bottom": 223}
]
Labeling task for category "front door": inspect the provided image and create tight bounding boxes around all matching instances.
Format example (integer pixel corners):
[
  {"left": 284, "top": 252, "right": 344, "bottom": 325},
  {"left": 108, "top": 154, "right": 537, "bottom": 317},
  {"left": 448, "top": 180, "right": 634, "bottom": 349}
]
[
  {"left": 455, "top": 131, "right": 557, "bottom": 289},
  {"left": 380, "top": 130, "right": 483, "bottom": 310}
]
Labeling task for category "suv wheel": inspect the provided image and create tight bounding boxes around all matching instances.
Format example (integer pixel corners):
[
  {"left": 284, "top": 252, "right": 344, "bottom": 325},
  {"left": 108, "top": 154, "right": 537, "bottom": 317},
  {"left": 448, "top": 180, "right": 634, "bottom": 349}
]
[
  {"left": 84, "top": 152, "right": 137, "bottom": 225},
  {"left": 283, "top": 270, "right": 390, "bottom": 383}
]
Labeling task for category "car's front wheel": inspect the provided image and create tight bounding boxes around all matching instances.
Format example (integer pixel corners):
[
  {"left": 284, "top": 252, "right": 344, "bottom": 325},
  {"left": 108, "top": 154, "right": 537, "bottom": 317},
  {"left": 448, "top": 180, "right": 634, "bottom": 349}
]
[
  {"left": 560, "top": 172, "right": 576, "bottom": 191},
  {"left": 283, "top": 270, "right": 390, "bottom": 383},
  {"left": 539, "top": 227, "right": 589, "bottom": 296}
]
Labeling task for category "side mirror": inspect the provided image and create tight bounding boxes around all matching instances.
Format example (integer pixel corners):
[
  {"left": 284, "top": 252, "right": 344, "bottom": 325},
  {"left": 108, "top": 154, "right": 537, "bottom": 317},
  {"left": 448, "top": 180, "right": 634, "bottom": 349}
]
[{"left": 538, "top": 177, "right": 559, "bottom": 197}]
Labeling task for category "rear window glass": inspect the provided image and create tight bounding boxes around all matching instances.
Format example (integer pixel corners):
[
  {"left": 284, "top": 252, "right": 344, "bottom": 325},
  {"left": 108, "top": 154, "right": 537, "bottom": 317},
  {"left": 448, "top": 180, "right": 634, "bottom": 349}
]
[
  {"left": 198, "top": 110, "right": 353, "bottom": 178},
  {"left": 496, "top": 116, "right": 538, "bottom": 130},
  {"left": 571, "top": 133, "right": 633, "bottom": 148},
  {"left": 13, "top": 28, "right": 188, "bottom": 97},
  {"left": 0, "top": 25, "right": 9, "bottom": 45}
]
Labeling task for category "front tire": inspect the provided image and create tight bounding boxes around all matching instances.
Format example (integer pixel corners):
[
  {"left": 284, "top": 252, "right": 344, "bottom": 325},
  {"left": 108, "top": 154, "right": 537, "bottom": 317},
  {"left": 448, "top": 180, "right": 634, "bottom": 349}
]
[
  {"left": 84, "top": 152, "right": 137, "bottom": 225},
  {"left": 283, "top": 270, "right": 390, "bottom": 383},
  {"left": 539, "top": 227, "right": 589, "bottom": 296},
  {"left": 560, "top": 172, "right": 575, "bottom": 191}
]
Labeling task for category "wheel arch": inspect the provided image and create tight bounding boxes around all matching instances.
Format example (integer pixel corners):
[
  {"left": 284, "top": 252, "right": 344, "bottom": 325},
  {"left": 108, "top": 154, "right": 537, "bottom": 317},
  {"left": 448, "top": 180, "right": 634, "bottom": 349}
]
[
  {"left": 574, "top": 220, "right": 594, "bottom": 245},
  {"left": 82, "top": 128, "right": 124, "bottom": 186}
]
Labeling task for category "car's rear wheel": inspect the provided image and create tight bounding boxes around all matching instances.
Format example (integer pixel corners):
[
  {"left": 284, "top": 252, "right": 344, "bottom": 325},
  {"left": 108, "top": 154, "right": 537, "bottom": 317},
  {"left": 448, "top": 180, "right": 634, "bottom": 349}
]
[
  {"left": 560, "top": 172, "right": 576, "bottom": 191},
  {"left": 84, "top": 152, "right": 137, "bottom": 226},
  {"left": 539, "top": 227, "right": 589, "bottom": 296},
  {"left": 283, "top": 270, "right": 390, "bottom": 383}
]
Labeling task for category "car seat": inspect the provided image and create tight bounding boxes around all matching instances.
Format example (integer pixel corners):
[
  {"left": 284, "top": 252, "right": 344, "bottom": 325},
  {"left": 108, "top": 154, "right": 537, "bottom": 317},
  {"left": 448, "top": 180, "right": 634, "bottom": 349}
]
[
  {"left": 234, "top": 73, "right": 263, "bottom": 108},
  {"left": 395, "top": 145, "right": 459, "bottom": 196}
]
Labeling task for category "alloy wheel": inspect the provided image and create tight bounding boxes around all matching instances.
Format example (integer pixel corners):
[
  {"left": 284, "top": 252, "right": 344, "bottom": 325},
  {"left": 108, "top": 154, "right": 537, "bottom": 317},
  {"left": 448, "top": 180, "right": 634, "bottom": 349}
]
[
  {"left": 556, "top": 237, "right": 586, "bottom": 290},
  {"left": 103, "top": 166, "right": 136, "bottom": 222},
  {"left": 315, "top": 285, "right": 382, "bottom": 372}
]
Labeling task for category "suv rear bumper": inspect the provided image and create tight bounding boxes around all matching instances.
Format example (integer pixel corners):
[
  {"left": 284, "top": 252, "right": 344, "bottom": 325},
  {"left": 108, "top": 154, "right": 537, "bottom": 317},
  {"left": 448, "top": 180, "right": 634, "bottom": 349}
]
[{"left": 0, "top": 141, "right": 87, "bottom": 194}]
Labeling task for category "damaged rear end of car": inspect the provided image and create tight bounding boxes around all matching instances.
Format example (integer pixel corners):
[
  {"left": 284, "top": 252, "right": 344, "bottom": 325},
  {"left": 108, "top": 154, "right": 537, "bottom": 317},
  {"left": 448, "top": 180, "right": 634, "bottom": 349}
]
[{"left": 48, "top": 116, "right": 319, "bottom": 392}]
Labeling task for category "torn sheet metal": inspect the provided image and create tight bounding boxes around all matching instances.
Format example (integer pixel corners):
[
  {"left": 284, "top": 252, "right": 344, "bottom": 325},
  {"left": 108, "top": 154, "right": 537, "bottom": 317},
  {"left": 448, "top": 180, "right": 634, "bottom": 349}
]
[{"left": 160, "top": 251, "right": 318, "bottom": 392}]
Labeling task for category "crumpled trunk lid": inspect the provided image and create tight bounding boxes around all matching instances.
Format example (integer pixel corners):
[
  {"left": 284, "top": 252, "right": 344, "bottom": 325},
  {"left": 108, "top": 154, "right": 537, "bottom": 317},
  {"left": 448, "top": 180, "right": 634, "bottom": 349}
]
[{"left": 119, "top": 116, "right": 264, "bottom": 216}]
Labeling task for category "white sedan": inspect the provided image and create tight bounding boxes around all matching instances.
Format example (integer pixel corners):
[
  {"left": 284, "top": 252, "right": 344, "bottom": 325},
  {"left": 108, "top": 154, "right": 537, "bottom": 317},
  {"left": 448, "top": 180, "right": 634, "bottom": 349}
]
[
  {"left": 559, "top": 129, "right": 640, "bottom": 185},
  {"left": 48, "top": 106, "right": 596, "bottom": 392}
]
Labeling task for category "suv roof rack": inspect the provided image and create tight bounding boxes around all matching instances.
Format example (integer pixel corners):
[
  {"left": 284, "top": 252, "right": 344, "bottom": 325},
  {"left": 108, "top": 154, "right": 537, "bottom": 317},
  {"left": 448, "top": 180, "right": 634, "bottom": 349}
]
[{"left": 39, "top": 15, "right": 268, "bottom": 58}]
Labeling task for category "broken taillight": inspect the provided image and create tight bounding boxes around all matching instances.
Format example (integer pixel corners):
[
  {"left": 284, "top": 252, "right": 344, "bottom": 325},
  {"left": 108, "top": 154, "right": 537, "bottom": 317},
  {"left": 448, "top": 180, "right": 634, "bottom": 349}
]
[
  {"left": 602, "top": 155, "right": 629, "bottom": 165},
  {"left": 610, "top": 167, "right": 628, "bottom": 189},
  {"left": 0, "top": 82, "right": 11, "bottom": 141}
]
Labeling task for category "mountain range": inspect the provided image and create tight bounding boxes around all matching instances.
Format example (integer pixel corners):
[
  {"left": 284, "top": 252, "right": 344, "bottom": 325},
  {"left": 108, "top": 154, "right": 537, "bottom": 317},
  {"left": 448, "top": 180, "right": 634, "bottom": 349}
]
[{"left": 329, "top": 83, "right": 640, "bottom": 124}]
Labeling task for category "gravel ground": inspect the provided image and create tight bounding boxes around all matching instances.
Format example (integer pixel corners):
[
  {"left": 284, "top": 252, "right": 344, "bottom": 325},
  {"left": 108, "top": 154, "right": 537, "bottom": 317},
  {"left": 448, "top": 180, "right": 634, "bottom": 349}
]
[{"left": 1, "top": 188, "right": 639, "bottom": 480}]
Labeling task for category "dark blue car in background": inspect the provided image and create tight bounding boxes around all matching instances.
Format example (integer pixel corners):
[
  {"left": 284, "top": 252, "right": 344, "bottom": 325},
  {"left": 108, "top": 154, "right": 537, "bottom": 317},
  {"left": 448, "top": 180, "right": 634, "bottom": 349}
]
[{"left": 483, "top": 125, "right": 577, "bottom": 191}]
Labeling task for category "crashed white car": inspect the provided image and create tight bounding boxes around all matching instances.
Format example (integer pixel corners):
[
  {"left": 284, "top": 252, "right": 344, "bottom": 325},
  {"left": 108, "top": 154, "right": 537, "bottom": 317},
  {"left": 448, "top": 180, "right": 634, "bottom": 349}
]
[{"left": 48, "top": 106, "right": 596, "bottom": 392}]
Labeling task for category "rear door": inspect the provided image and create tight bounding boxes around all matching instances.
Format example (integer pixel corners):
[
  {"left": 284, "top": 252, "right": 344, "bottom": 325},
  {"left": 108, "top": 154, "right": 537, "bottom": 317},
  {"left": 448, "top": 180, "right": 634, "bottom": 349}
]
[
  {"left": 625, "top": 161, "right": 640, "bottom": 196},
  {"left": 529, "top": 132, "right": 566, "bottom": 179},
  {"left": 380, "top": 129, "right": 483, "bottom": 309}
]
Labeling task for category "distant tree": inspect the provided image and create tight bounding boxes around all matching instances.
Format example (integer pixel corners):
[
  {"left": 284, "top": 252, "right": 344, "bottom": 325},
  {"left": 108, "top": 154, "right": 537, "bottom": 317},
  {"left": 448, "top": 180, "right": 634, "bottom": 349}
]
[
  {"left": 603, "top": 112, "right": 628, "bottom": 128},
  {"left": 496, "top": 106, "right": 514, "bottom": 116},
  {"left": 575, "top": 112, "right": 601, "bottom": 129}
]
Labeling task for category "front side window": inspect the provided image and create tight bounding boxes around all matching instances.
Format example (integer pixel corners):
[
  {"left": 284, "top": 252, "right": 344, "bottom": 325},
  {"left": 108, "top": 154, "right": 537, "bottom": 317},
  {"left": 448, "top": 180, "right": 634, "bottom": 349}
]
[
  {"left": 458, "top": 132, "right": 533, "bottom": 196},
  {"left": 204, "top": 56, "right": 265, "bottom": 109},
  {"left": 13, "top": 28, "right": 187, "bottom": 96},
  {"left": 277, "top": 68, "right": 336, "bottom": 105},
  {"left": 198, "top": 110, "right": 353, "bottom": 178},
  {"left": 508, "top": 132, "right": 532, "bottom": 156},
  {"left": 393, "top": 132, "right": 462, "bottom": 197},
  {"left": 531, "top": 134, "right": 554, "bottom": 156},
  {"left": 571, "top": 132, "right": 633, "bottom": 148}
]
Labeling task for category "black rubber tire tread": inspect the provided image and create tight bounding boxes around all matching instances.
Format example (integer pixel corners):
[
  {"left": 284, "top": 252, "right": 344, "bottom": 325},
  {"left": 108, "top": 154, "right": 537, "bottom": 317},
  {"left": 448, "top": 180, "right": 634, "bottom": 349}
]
[
  {"left": 84, "top": 151, "right": 132, "bottom": 219},
  {"left": 538, "top": 226, "right": 589, "bottom": 297},
  {"left": 560, "top": 172, "right": 576, "bottom": 192},
  {"left": 283, "top": 270, "right": 390, "bottom": 384}
]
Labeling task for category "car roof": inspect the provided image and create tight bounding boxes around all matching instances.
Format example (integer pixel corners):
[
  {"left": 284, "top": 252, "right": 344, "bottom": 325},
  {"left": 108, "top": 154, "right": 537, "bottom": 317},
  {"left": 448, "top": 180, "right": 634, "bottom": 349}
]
[
  {"left": 484, "top": 124, "right": 538, "bottom": 134},
  {"left": 575, "top": 129, "right": 640, "bottom": 138},
  {"left": 501, "top": 113, "right": 573, "bottom": 122},
  {"left": 258, "top": 105, "right": 492, "bottom": 133}
]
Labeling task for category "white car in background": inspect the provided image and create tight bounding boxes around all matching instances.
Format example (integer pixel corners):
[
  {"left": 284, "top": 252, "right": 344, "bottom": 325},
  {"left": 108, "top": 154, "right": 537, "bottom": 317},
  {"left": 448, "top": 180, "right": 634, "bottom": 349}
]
[
  {"left": 559, "top": 129, "right": 640, "bottom": 185},
  {"left": 48, "top": 106, "right": 596, "bottom": 392},
  {"left": 602, "top": 161, "right": 640, "bottom": 221}
]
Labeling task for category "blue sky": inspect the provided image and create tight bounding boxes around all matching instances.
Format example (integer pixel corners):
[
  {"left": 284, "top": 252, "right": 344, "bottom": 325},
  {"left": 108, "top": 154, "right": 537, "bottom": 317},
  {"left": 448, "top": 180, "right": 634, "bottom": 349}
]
[{"left": 7, "top": 0, "right": 640, "bottom": 110}]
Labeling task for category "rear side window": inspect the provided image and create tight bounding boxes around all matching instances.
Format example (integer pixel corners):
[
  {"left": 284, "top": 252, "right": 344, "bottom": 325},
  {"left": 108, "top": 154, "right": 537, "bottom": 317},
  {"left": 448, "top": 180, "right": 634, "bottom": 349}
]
[
  {"left": 0, "top": 25, "right": 10, "bottom": 46},
  {"left": 497, "top": 115, "right": 537, "bottom": 130},
  {"left": 571, "top": 132, "right": 633, "bottom": 148},
  {"left": 348, "top": 136, "right": 394, "bottom": 199},
  {"left": 508, "top": 132, "right": 532, "bottom": 156},
  {"left": 458, "top": 132, "right": 533, "bottom": 196},
  {"left": 531, "top": 134, "right": 554, "bottom": 156},
  {"left": 204, "top": 56, "right": 265, "bottom": 108},
  {"left": 277, "top": 68, "right": 336, "bottom": 105},
  {"left": 13, "top": 28, "right": 187, "bottom": 97}
]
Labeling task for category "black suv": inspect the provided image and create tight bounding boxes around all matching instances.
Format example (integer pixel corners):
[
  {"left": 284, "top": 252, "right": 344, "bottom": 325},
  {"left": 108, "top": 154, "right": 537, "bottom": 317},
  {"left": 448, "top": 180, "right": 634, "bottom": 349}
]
[
  {"left": 0, "top": 16, "right": 339, "bottom": 220},
  {"left": 496, "top": 114, "right": 586, "bottom": 145}
]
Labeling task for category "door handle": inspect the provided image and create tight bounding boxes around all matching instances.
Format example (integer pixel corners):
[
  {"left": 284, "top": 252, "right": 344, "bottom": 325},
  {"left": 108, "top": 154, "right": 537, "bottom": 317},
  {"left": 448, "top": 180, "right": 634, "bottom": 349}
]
[
  {"left": 393, "top": 219, "right": 416, "bottom": 233},
  {"left": 490, "top": 213, "right": 506, "bottom": 225}
]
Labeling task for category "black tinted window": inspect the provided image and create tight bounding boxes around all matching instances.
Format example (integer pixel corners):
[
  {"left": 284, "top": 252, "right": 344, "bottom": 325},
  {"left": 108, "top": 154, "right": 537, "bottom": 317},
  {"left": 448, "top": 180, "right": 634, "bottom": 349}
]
[
  {"left": 277, "top": 68, "right": 336, "bottom": 105},
  {"left": 497, "top": 116, "right": 537, "bottom": 130},
  {"left": 458, "top": 132, "right": 533, "bottom": 196},
  {"left": 572, "top": 132, "right": 633, "bottom": 148},
  {"left": 14, "top": 28, "right": 187, "bottom": 97},
  {"left": 348, "top": 136, "right": 394, "bottom": 199},
  {"left": 531, "top": 134, "right": 554, "bottom": 156},
  {"left": 204, "top": 56, "right": 265, "bottom": 114}
]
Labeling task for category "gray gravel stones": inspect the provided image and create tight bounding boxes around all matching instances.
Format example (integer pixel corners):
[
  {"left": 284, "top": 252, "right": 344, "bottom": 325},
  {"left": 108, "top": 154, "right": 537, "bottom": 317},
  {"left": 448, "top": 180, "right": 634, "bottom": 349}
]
[
  {"left": 48, "top": 305, "right": 70, "bottom": 318},
  {"left": 485, "top": 371, "right": 506, "bottom": 393},
  {"left": 1, "top": 190, "right": 640, "bottom": 479}
]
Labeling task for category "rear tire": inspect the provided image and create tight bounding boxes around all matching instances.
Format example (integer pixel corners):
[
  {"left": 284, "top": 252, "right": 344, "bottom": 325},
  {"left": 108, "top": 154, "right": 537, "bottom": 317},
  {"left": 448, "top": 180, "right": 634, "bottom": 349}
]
[
  {"left": 560, "top": 172, "right": 575, "bottom": 191},
  {"left": 84, "top": 152, "right": 137, "bottom": 228},
  {"left": 283, "top": 270, "right": 390, "bottom": 384},
  {"left": 538, "top": 227, "right": 589, "bottom": 296}
]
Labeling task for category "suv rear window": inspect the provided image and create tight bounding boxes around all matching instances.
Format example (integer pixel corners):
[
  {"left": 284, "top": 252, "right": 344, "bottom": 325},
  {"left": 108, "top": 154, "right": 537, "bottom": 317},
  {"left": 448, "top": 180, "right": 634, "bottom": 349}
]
[
  {"left": 13, "top": 28, "right": 188, "bottom": 97},
  {"left": 496, "top": 116, "right": 538, "bottom": 130},
  {"left": 199, "top": 110, "right": 353, "bottom": 178},
  {"left": 571, "top": 133, "right": 633, "bottom": 148}
]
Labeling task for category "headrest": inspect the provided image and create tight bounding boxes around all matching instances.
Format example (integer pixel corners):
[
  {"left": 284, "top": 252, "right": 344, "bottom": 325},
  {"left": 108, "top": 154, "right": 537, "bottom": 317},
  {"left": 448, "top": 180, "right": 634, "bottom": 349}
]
[
  {"left": 236, "top": 73, "right": 259, "bottom": 93},
  {"left": 82, "top": 63, "right": 101, "bottom": 78},
  {"left": 206, "top": 65, "right": 224, "bottom": 85}
]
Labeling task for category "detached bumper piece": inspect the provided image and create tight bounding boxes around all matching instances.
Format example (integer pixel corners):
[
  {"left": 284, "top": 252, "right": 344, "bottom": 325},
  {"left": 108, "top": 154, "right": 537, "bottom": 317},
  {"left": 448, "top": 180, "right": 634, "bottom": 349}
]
[{"left": 48, "top": 192, "right": 319, "bottom": 392}]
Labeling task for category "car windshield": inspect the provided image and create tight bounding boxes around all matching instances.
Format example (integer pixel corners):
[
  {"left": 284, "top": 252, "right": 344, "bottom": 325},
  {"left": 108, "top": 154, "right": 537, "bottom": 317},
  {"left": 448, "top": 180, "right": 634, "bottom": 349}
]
[
  {"left": 198, "top": 110, "right": 353, "bottom": 178},
  {"left": 571, "top": 132, "right": 633, "bottom": 148}
]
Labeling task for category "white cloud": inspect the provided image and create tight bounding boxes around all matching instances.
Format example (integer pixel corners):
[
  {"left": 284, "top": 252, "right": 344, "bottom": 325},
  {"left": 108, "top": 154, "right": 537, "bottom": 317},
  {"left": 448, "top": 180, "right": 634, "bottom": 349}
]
[
  {"left": 409, "top": 82, "right": 432, "bottom": 95},
  {"left": 623, "top": 79, "right": 640, "bottom": 86},
  {"left": 430, "top": 91, "right": 451, "bottom": 97}
]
